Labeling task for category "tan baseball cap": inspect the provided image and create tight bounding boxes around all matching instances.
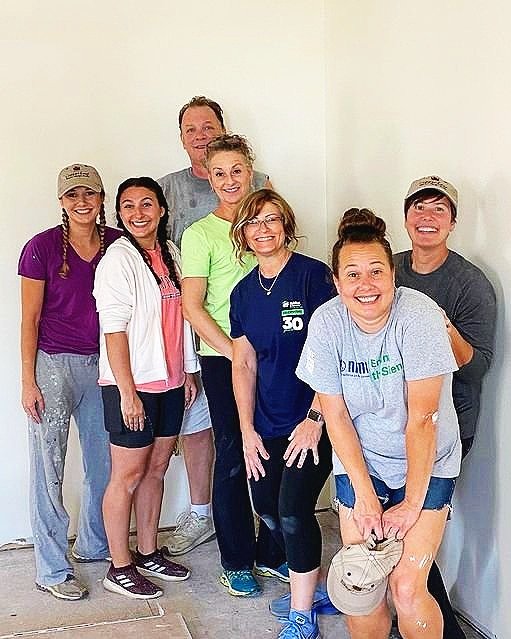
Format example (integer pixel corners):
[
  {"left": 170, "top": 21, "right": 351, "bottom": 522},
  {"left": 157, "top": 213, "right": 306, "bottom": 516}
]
[
  {"left": 405, "top": 175, "right": 458, "bottom": 210},
  {"left": 327, "top": 536, "right": 403, "bottom": 616},
  {"left": 57, "top": 163, "right": 103, "bottom": 198}
]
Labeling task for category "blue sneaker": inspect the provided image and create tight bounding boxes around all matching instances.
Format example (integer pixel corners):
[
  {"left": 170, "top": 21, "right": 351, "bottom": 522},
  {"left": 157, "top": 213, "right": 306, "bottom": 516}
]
[
  {"left": 270, "top": 588, "right": 339, "bottom": 618},
  {"left": 277, "top": 610, "right": 320, "bottom": 639},
  {"left": 254, "top": 562, "right": 290, "bottom": 583},
  {"left": 219, "top": 570, "right": 261, "bottom": 597}
]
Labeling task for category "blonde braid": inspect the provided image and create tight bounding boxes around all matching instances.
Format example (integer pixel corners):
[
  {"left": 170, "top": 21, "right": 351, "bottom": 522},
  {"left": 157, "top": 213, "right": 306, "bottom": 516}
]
[{"left": 58, "top": 210, "right": 70, "bottom": 278}]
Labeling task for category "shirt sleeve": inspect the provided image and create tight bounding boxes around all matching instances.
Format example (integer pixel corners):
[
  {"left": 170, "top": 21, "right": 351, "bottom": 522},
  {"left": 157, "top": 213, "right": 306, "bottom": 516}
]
[
  {"left": 158, "top": 175, "right": 177, "bottom": 242},
  {"left": 183, "top": 318, "right": 200, "bottom": 373},
  {"left": 253, "top": 170, "right": 270, "bottom": 189},
  {"left": 229, "top": 284, "right": 244, "bottom": 339},
  {"left": 308, "top": 262, "right": 336, "bottom": 311},
  {"left": 181, "top": 224, "right": 211, "bottom": 278},
  {"left": 453, "top": 274, "right": 496, "bottom": 383},
  {"left": 400, "top": 302, "right": 458, "bottom": 381},
  {"left": 18, "top": 236, "right": 47, "bottom": 280},
  {"left": 166, "top": 239, "right": 182, "bottom": 272},
  {"left": 93, "top": 249, "right": 134, "bottom": 334},
  {"left": 295, "top": 307, "right": 343, "bottom": 395}
]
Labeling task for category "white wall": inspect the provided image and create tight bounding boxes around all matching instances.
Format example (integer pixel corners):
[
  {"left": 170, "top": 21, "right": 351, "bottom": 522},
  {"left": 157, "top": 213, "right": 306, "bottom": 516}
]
[
  {"left": 0, "top": 1, "right": 327, "bottom": 542},
  {"left": 1, "top": 1, "right": 507, "bottom": 635},
  {"left": 325, "top": 2, "right": 509, "bottom": 636}
]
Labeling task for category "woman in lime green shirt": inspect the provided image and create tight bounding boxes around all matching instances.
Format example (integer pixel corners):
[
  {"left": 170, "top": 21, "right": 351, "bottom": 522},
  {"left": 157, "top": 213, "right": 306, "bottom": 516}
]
[{"left": 181, "top": 134, "right": 286, "bottom": 598}]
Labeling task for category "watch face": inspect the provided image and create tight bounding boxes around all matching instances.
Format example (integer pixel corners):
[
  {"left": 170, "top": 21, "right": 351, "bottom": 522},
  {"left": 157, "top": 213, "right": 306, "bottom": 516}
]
[{"left": 307, "top": 408, "right": 323, "bottom": 422}]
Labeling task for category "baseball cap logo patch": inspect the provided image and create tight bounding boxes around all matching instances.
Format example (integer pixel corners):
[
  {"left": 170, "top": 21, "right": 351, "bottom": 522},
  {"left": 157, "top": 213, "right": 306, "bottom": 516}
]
[
  {"left": 57, "top": 163, "right": 104, "bottom": 198},
  {"left": 405, "top": 175, "right": 458, "bottom": 209}
]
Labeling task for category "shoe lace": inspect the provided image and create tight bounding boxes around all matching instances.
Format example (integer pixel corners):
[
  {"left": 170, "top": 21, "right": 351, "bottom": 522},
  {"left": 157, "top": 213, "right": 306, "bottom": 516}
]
[
  {"left": 227, "top": 569, "right": 255, "bottom": 583},
  {"left": 174, "top": 511, "right": 200, "bottom": 535},
  {"left": 277, "top": 620, "right": 308, "bottom": 639}
]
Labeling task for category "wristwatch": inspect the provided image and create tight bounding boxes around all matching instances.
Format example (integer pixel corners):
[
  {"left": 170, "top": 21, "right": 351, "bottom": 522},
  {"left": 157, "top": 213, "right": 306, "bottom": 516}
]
[{"left": 306, "top": 408, "right": 325, "bottom": 424}]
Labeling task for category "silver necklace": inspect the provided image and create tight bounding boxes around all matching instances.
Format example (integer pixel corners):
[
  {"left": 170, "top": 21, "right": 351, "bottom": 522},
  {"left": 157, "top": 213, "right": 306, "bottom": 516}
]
[{"left": 258, "top": 253, "right": 291, "bottom": 295}]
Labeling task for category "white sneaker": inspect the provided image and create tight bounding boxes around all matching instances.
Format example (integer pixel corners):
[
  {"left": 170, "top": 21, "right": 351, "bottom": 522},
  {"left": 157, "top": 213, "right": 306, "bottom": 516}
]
[{"left": 165, "top": 511, "right": 215, "bottom": 556}]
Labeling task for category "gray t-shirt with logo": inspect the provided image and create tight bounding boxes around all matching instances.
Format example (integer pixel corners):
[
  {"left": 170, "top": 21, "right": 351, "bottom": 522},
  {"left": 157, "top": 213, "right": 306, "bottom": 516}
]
[
  {"left": 158, "top": 167, "right": 269, "bottom": 247},
  {"left": 296, "top": 286, "right": 461, "bottom": 488}
]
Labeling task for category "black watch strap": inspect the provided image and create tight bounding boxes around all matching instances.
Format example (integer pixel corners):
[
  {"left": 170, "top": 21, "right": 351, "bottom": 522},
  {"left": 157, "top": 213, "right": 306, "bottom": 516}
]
[{"left": 306, "top": 408, "right": 324, "bottom": 424}]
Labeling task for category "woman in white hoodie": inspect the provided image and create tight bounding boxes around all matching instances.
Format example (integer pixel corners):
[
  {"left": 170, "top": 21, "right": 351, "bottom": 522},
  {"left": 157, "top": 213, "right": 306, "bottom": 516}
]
[{"left": 94, "top": 177, "right": 198, "bottom": 600}]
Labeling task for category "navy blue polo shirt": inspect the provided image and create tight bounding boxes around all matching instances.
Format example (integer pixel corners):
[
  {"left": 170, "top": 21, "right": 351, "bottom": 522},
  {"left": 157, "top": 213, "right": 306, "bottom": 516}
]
[{"left": 230, "top": 252, "right": 335, "bottom": 438}]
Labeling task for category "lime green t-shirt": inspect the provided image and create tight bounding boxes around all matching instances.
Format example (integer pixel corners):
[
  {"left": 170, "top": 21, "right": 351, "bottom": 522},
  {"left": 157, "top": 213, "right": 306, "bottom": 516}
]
[{"left": 181, "top": 213, "right": 257, "bottom": 356}]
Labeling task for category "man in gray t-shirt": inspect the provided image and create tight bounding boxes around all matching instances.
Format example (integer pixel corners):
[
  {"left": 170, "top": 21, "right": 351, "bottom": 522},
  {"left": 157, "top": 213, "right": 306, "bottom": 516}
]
[
  {"left": 158, "top": 96, "right": 269, "bottom": 556},
  {"left": 159, "top": 98, "right": 269, "bottom": 247}
]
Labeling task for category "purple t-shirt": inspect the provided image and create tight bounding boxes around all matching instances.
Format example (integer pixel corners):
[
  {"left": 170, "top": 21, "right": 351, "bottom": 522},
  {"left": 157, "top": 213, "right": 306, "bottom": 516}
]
[{"left": 18, "top": 225, "right": 122, "bottom": 355}]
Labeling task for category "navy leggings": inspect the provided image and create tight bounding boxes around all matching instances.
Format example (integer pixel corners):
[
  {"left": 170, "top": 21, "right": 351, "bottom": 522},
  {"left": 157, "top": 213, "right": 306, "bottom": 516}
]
[
  {"left": 249, "top": 428, "right": 332, "bottom": 573},
  {"left": 201, "top": 356, "right": 285, "bottom": 571}
]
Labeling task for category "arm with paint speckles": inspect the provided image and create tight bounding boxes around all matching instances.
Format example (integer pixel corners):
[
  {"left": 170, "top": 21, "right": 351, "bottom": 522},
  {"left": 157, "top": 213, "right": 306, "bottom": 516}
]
[{"left": 382, "top": 375, "right": 442, "bottom": 539}]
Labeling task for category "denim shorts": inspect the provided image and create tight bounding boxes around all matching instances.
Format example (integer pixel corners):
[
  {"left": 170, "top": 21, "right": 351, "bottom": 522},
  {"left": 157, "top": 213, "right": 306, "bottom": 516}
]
[
  {"left": 102, "top": 384, "right": 184, "bottom": 448},
  {"left": 335, "top": 474, "right": 456, "bottom": 511}
]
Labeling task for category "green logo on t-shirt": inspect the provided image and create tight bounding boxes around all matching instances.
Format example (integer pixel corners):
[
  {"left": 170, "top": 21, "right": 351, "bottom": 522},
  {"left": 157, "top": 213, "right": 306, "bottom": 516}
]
[
  {"left": 281, "top": 300, "right": 304, "bottom": 332},
  {"left": 340, "top": 353, "right": 403, "bottom": 379},
  {"left": 369, "top": 354, "right": 403, "bottom": 380}
]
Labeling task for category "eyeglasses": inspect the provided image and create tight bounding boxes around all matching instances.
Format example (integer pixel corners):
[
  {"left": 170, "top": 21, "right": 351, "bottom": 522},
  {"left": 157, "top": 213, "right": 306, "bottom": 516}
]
[{"left": 243, "top": 214, "right": 283, "bottom": 228}]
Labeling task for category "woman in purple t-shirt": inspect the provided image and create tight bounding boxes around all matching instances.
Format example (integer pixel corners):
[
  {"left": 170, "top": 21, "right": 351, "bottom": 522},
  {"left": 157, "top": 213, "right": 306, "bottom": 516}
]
[{"left": 18, "top": 163, "right": 121, "bottom": 601}]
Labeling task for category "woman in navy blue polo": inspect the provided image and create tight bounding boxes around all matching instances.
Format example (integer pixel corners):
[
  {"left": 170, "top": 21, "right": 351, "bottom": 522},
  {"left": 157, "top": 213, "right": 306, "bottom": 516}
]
[{"left": 230, "top": 189, "right": 336, "bottom": 639}]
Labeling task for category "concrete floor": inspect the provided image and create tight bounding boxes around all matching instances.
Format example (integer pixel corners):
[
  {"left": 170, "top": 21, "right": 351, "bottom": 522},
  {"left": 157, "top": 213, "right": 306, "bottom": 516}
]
[{"left": 0, "top": 511, "right": 482, "bottom": 639}]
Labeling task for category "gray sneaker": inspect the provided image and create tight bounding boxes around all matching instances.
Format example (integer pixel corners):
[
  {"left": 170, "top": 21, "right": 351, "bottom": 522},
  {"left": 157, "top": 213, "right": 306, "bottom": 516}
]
[
  {"left": 165, "top": 511, "right": 215, "bottom": 555},
  {"left": 36, "top": 574, "right": 89, "bottom": 600}
]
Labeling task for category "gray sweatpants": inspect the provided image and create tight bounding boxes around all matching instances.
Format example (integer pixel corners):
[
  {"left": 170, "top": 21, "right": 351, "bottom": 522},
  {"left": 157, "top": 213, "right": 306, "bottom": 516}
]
[{"left": 28, "top": 351, "right": 110, "bottom": 586}]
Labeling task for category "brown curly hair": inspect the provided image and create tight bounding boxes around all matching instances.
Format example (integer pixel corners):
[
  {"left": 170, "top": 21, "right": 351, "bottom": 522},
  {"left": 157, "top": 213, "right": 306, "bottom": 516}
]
[{"left": 204, "top": 134, "right": 255, "bottom": 171}]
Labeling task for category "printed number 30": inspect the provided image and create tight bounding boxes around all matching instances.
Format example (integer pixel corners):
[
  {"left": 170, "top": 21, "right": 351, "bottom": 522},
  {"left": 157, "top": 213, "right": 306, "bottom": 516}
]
[{"left": 283, "top": 316, "right": 304, "bottom": 331}]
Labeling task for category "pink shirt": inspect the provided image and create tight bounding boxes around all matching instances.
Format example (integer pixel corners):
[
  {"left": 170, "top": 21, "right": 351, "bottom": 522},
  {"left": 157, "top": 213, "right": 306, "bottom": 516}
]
[{"left": 136, "top": 248, "right": 185, "bottom": 392}]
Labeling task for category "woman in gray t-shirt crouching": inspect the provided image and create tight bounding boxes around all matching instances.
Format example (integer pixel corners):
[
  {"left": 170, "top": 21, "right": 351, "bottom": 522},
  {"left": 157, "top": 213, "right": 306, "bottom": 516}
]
[{"left": 296, "top": 208, "right": 461, "bottom": 639}]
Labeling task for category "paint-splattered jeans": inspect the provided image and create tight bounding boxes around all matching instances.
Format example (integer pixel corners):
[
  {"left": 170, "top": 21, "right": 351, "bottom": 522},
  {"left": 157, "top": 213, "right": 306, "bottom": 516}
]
[{"left": 28, "top": 351, "right": 110, "bottom": 586}]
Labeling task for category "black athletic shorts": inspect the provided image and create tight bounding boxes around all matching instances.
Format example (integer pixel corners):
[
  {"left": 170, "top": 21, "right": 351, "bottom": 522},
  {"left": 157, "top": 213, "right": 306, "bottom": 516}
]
[{"left": 101, "top": 384, "right": 185, "bottom": 448}]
